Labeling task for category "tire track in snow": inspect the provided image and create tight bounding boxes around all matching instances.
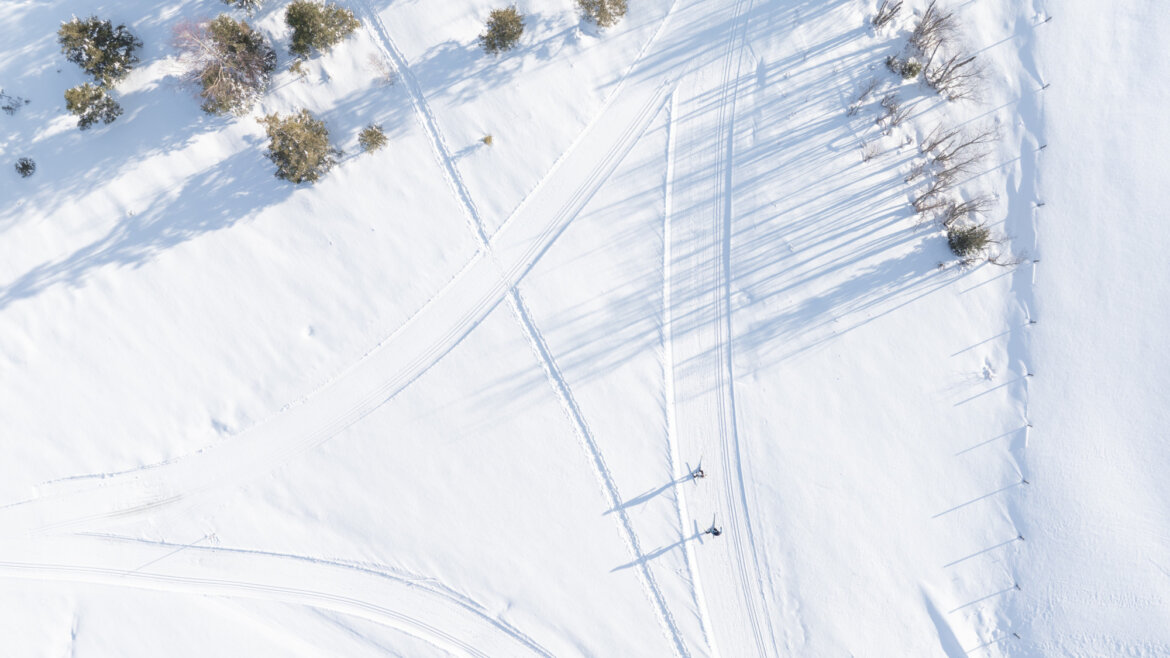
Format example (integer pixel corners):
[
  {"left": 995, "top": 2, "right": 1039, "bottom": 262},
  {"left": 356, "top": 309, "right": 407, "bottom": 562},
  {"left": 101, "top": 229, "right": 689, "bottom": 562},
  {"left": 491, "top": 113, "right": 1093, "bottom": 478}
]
[
  {"left": 663, "top": 89, "right": 722, "bottom": 658},
  {"left": 360, "top": 7, "right": 688, "bottom": 653}
]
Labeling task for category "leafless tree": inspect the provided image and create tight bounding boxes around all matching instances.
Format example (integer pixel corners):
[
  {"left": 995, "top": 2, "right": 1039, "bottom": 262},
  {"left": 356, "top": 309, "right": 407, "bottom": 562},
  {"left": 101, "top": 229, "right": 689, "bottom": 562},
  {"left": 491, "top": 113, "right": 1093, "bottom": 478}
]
[
  {"left": 909, "top": 1, "right": 958, "bottom": 60},
  {"left": 939, "top": 194, "right": 994, "bottom": 227},
  {"left": 930, "top": 124, "right": 997, "bottom": 169},
  {"left": 873, "top": 0, "right": 902, "bottom": 28},
  {"left": 174, "top": 16, "right": 275, "bottom": 116},
  {"left": 925, "top": 51, "right": 982, "bottom": 100},
  {"left": 912, "top": 177, "right": 952, "bottom": 214}
]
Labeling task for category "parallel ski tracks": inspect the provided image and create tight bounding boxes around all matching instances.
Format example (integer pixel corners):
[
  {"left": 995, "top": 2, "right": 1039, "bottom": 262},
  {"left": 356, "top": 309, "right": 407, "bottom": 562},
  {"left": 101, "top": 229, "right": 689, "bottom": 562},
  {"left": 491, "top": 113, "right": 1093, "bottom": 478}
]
[{"left": 0, "top": 534, "right": 552, "bottom": 658}]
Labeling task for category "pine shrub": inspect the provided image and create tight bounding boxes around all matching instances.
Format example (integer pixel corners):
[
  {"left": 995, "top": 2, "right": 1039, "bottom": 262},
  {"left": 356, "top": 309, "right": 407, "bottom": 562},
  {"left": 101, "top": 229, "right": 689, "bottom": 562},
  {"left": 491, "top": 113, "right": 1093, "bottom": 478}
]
[
  {"left": 15, "top": 157, "right": 36, "bottom": 178},
  {"left": 947, "top": 223, "right": 991, "bottom": 260},
  {"left": 222, "top": 0, "right": 264, "bottom": 15},
  {"left": 900, "top": 59, "right": 922, "bottom": 79},
  {"left": 358, "top": 123, "right": 387, "bottom": 152},
  {"left": 57, "top": 16, "right": 142, "bottom": 86},
  {"left": 577, "top": 0, "right": 628, "bottom": 28},
  {"left": 259, "top": 110, "right": 339, "bottom": 183},
  {"left": 64, "top": 83, "right": 123, "bottom": 129},
  {"left": 479, "top": 7, "right": 524, "bottom": 55},
  {"left": 285, "top": 1, "right": 361, "bottom": 58},
  {"left": 175, "top": 15, "right": 276, "bottom": 116}
]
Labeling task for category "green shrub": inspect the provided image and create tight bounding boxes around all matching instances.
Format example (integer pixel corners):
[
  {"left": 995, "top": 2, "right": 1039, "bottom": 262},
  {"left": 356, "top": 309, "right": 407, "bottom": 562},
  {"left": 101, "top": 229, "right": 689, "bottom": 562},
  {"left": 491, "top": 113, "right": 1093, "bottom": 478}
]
[
  {"left": 577, "top": 0, "right": 627, "bottom": 28},
  {"left": 285, "top": 1, "right": 361, "bottom": 57},
  {"left": 57, "top": 16, "right": 142, "bottom": 86},
  {"left": 175, "top": 15, "right": 276, "bottom": 115},
  {"left": 358, "top": 123, "right": 387, "bottom": 152},
  {"left": 222, "top": 0, "right": 264, "bottom": 15},
  {"left": 15, "top": 157, "right": 36, "bottom": 178},
  {"left": 947, "top": 223, "right": 991, "bottom": 260},
  {"left": 900, "top": 59, "right": 922, "bottom": 79},
  {"left": 64, "top": 83, "right": 123, "bottom": 129},
  {"left": 259, "top": 110, "right": 339, "bottom": 183},
  {"left": 480, "top": 7, "right": 524, "bottom": 55}
]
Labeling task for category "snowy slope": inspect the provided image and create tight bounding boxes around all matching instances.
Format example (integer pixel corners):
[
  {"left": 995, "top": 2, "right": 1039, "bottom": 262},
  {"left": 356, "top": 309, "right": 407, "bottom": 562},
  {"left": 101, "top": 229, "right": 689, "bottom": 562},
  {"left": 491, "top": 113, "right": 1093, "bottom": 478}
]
[{"left": 1, "top": 0, "right": 1166, "bottom": 655}]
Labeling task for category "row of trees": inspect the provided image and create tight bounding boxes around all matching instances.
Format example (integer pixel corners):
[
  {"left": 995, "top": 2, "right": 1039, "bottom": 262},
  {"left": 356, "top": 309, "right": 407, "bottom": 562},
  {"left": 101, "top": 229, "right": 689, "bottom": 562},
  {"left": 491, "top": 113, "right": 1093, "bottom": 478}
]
[
  {"left": 855, "top": 1, "right": 1010, "bottom": 265},
  {"left": 47, "top": 0, "right": 631, "bottom": 183}
]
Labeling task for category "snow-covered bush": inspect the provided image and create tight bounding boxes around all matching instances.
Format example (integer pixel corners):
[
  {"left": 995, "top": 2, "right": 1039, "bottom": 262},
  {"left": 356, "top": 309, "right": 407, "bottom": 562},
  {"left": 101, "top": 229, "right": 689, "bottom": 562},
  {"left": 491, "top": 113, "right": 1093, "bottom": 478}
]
[
  {"left": 285, "top": 1, "right": 360, "bottom": 58},
  {"left": 479, "top": 7, "right": 525, "bottom": 55},
  {"left": 57, "top": 16, "right": 142, "bottom": 86},
  {"left": 15, "top": 157, "right": 36, "bottom": 178},
  {"left": 259, "top": 110, "right": 339, "bottom": 183},
  {"left": 577, "top": 0, "right": 627, "bottom": 28},
  {"left": 64, "top": 83, "right": 123, "bottom": 129},
  {"left": 358, "top": 123, "right": 387, "bottom": 153},
  {"left": 174, "top": 15, "right": 276, "bottom": 116},
  {"left": 222, "top": 0, "right": 264, "bottom": 15}
]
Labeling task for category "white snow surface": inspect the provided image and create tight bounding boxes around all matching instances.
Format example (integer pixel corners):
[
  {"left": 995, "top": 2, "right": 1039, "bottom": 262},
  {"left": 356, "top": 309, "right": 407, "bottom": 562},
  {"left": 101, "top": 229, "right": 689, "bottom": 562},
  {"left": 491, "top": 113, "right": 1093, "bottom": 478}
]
[{"left": 1, "top": 0, "right": 1166, "bottom": 655}]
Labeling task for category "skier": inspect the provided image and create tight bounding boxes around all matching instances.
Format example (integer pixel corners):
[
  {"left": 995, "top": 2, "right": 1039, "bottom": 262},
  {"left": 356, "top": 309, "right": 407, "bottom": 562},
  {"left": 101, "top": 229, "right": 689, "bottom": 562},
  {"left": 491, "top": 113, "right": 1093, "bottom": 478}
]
[
  {"left": 705, "top": 525, "right": 722, "bottom": 537},
  {"left": 692, "top": 467, "right": 705, "bottom": 480}
]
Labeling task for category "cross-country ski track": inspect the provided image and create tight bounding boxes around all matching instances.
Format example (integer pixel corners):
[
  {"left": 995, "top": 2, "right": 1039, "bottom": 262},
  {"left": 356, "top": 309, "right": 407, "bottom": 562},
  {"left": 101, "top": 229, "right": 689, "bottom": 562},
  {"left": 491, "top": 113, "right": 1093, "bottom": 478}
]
[
  {"left": 1, "top": 0, "right": 773, "bottom": 653},
  {"left": 0, "top": 534, "right": 549, "bottom": 658}
]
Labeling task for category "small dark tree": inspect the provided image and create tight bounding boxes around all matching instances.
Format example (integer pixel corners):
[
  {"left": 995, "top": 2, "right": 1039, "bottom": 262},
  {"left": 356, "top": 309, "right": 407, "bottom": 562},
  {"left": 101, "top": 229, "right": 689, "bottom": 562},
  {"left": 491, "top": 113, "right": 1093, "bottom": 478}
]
[
  {"left": 285, "top": 1, "right": 361, "bottom": 58},
  {"left": 64, "top": 83, "right": 123, "bottom": 129},
  {"left": 174, "top": 15, "right": 276, "bottom": 116},
  {"left": 358, "top": 123, "right": 387, "bottom": 153},
  {"left": 222, "top": 0, "right": 264, "bottom": 15},
  {"left": 947, "top": 223, "right": 990, "bottom": 260},
  {"left": 577, "top": 0, "right": 627, "bottom": 28},
  {"left": 15, "top": 158, "right": 36, "bottom": 178},
  {"left": 480, "top": 7, "right": 524, "bottom": 55},
  {"left": 57, "top": 16, "right": 143, "bottom": 86},
  {"left": 259, "top": 110, "right": 339, "bottom": 183}
]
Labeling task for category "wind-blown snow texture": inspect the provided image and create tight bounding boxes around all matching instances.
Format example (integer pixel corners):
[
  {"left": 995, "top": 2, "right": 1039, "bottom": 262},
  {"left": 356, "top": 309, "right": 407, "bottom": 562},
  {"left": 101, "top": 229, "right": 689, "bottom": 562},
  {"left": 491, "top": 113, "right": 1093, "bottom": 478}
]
[{"left": 0, "top": 0, "right": 1165, "bottom": 655}]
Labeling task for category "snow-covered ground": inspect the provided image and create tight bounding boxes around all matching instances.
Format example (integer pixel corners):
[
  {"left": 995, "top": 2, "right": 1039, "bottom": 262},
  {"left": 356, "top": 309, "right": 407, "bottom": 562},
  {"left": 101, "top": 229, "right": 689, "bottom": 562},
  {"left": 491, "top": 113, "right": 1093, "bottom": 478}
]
[{"left": 1, "top": 0, "right": 1166, "bottom": 655}]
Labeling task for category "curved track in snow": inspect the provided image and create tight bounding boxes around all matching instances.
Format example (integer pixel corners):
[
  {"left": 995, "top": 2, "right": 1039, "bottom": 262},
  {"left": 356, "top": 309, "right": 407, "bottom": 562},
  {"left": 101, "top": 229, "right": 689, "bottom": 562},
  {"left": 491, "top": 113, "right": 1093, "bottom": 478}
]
[{"left": 0, "top": 534, "right": 548, "bottom": 658}]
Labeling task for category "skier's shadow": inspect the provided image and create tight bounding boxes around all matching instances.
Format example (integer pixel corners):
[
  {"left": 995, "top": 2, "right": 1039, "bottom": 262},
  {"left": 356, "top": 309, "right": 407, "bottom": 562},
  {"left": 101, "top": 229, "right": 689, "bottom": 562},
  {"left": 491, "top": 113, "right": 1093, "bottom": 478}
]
[
  {"left": 604, "top": 475, "right": 694, "bottom": 516},
  {"left": 610, "top": 526, "right": 707, "bottom": 573}
]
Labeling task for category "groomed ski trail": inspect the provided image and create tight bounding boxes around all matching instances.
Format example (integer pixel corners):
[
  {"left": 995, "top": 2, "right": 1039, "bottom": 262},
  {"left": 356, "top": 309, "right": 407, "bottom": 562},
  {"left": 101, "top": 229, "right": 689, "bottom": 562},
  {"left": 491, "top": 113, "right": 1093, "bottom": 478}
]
[
  {"left": 667, "top": 0, "right": 780, "bottom": 654},
  {"left": 663, "top": 89, "right": 722, "bottom": 658}
]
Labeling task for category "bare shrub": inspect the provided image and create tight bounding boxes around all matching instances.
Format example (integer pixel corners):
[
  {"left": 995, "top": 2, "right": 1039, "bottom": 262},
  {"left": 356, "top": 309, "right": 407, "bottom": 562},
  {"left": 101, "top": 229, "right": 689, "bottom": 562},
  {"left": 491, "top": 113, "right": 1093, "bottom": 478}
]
[
  {"left": 861, "top": 141, "right": 879, "bottom": 162},
  {"left": 877, "top": 93, "right": 909, "bottom": 132},
  {"left": 925, "top": 52, "right": 981, "bottom": 100},
  {"left": 847, "top": 78, "right": 878, "bottom": 116},
  {"left": 366, "top": 54, "right": 395, "bottom": 85},
  {"left": 174, "top": 15, "right": 276, "bottom": 116},
  {"left": 873, "top": 0, "right": 902, "bottom": 28},
  {"left": 909, "top": 1, "right": 958, "bottom": 60},
  {"left": 939, "top": 195, "right": 994, "bottom": 227}
]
